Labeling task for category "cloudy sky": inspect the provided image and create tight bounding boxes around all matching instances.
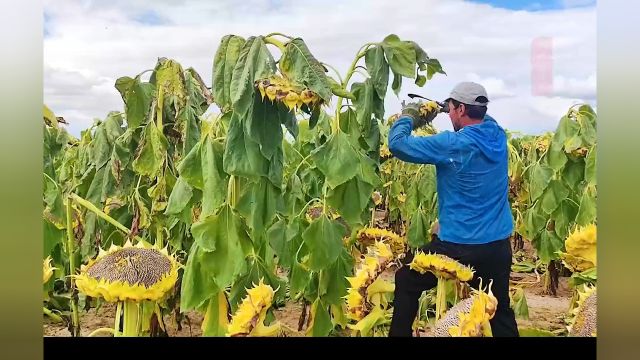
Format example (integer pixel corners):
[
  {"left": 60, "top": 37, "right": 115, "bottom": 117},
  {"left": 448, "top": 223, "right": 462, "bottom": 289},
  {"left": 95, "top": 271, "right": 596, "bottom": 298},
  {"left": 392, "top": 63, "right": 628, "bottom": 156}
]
[{"left": 44, "top": 0, "right": 596, "bottom": 136}]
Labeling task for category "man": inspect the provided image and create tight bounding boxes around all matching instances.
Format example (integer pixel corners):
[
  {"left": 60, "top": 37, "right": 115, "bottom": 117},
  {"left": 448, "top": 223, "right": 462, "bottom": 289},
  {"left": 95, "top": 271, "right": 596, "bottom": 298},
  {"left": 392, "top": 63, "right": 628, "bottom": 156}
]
[{"left": 387, "top": 82, "right": 519, "bottom": 337}]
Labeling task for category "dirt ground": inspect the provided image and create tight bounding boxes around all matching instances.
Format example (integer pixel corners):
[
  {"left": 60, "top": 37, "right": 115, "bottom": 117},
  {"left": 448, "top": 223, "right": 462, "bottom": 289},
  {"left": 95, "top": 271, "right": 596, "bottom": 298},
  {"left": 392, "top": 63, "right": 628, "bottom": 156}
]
[{"left": 43, "top": 268, "right": 573, "bottom": 337}]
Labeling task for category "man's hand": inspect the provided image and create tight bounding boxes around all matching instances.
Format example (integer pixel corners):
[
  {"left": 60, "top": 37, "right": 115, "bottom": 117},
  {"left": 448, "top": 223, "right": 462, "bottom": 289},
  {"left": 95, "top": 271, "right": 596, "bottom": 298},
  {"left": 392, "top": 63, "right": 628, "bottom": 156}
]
[{"left": 401, "top": 101, "right": 439, "bottom": 129}]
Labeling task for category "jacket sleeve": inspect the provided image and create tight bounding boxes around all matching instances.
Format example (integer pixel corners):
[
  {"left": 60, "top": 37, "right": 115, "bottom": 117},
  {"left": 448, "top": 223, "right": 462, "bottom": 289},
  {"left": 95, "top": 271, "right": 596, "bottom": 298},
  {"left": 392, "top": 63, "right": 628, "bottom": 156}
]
[{"left": 388, "top": 116, "right": 452, "bottom": 165}]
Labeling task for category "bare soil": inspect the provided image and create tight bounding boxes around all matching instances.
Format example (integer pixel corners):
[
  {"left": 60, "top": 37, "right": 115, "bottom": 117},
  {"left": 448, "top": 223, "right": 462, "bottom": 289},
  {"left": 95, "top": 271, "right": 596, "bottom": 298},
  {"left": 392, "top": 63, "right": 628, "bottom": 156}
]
[{"left": 43, "top": 270, "right": 573, "bottom": 337}]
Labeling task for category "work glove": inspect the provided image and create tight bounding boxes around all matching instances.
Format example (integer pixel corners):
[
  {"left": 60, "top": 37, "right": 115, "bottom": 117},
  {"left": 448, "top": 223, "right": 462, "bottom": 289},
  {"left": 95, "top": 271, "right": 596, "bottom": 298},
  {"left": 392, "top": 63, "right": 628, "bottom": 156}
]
[{"left": 401, "top": 100, "right": 439, "bottom": 129}]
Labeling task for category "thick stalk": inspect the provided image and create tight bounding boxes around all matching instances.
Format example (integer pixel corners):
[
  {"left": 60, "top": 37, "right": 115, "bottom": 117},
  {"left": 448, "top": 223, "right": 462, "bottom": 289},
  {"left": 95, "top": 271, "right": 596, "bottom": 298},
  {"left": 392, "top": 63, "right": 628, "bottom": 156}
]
[
  {"left": 70, "top": 193, "right": 147, "bottom": 245},
  {"left": 157, "top": 87, "right": 164, "bottom": 129},
  {"left": 435, "top": 278, "right": 447, "bottom": 321},
  {"left": 156, "top": 226, "right": 163, "bottom": 249},
  {"left": 43, "top": 307, "right": 63, "bottom": 323},
  {"left": 114, "top": 302, "right": 122, "bottom": 337},
  {"left": 333, "top": 43, "right": 375, "bottom": 133},
  {"left": 66, "top": 198, "right": 81, "bottom": 336},
  {"left": 264, "top": 36, "right": 286, "bottom": 52},
  {"left": 123, "top": 300, "right": 140, "bottom": 336}
]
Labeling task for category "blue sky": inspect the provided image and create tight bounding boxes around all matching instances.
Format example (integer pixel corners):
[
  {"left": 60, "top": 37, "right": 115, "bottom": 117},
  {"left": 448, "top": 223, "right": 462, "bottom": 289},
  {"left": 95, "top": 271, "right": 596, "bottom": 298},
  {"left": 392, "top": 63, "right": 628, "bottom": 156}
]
[{"left": 470, "top": 0, "right": 595, "bottom": 11}]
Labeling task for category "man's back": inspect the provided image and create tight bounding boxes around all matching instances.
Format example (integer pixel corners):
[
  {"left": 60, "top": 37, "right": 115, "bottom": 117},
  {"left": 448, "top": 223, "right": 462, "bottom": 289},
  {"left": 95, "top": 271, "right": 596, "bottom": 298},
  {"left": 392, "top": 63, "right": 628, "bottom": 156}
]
[
  {"left": 388, "top": 113, "right": 513, "bottom": 244},
  {"left": 435, "top": 114, "right": 513, "bottom": 244}
]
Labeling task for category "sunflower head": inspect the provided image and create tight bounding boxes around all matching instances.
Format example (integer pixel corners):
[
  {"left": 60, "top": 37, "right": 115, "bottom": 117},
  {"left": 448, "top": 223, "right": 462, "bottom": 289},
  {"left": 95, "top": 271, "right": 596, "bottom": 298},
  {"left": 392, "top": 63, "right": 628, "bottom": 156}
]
[
  {"left": 227, "top": 279, "right": 280, "bottom": 337},
  {"left": 43, "top": 256, "right": 56, "bottom": 285},
  {"left": 409, "top": 251, "right": 474, "bottom": 281},
  {"left": 74, "top": 241, "right": 180, "bottom": 303},
  {"left": 561, "top": 223, "right": 597, "bottom": 272},
  {"left": 357, "top": 227, "right": 405, "bottom": 257},
  {"left": 434, "top": 285, "right": 498, "bottom": 337},
  {"left": 568, "top": 285, "right": 597, "bottom": 337}
]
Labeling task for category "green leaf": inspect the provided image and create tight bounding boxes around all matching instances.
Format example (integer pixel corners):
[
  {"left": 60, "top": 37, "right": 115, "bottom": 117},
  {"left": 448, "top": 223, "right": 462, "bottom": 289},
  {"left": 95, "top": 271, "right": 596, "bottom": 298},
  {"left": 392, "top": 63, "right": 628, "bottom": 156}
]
[
  {"left": 212, "top": 35, "right": 246, "bottom": 111},
  {"left": 164, "top": 177, "right": 193, "bottom": 215},
  {"left": 351, "top": 79, "right": 384, "bottom": 137},
  {"left": 511, "top": 288, "right": 529, "bottom": 320},
  {"left": 561, "top": 158, "right": 585, "bottom": 191},
  {"left": 44, "top": 219, "right": 64, "bottom": 257},
  {"left": 326, "top": 176, "right": 374, "bottom": 226},
  {"left": 236, "top": 177, "right": 279, "bottom": 235},
  {"left": 201, "top": 292, "right": 229, "bottom": 337},
  {"left": 364, "top": 45, "right": 389, "bottom": 99},
  {"left": 576, "top": 186, "right": 597, "bottom": 226},
  {"left": 245, "top": 94, "right": 285, "bottom": 160},
  {"left": 114, "top": 75, "right": 155, "bottom": 129},
  {"left": 307, "top": 299, "right": 333, "bottom": 337},
  {"left": 564, "top": 135, "right": 583, "bottom": 154},
  {"left": 540, "top": 179, "right": 569, "bottom": 214},
  {"left": 311, "top": 132, "right": 359, "bottom": 189},
  {"left": 179, "top": 73, "right": 205, "bottom": 155},
  {"left": 279, "top": 38, "right": 332, "bottom": 102},
  {"left": 180, "top": 242, "right": 219, "bottom": 311},
  {"left": 553, "top": 199, "right": 579, "bottom": 240},
  {"left": 150, "top": 58, "right": 186, "bottom": 109},
  {"left": 132, "top": 121, "right": 168, "bottom": 178},
  {"left": 528, "top": 163, "right": 554, "bottom": 201},
  {"left": 190, "top": 205, "right": 250, "bottom": 287},
  {"left": 338, "top": 108, "right": 361, "bottom": 144},
  {"left": 230, "top": 36, "right": 277, "bottom": 117},
  {"left": 267, "top": 219, "right": 289, "bottom": 267},
  {"left": 585, "top": 144, "right": 596, "bottom": 186},
  {"left": 534, "top": 229, "right": 564, "bottom": 263},
  {"left": 178, "top": 142, "right": 203, "bottom": 189},
  {"left": 223, "top": 112, "right": 269, "bottom": 181},
  {"left": 521, "top": 205, "right": 546, "bottom": 240},
  {"left": 407, "top": 209, "right": 429, "bottom": 248},
  {"left": 415, "top": 74, "right": 426, "bottom": 87},
  {"left": 319, "top": 248, "right": 353, "bottom": 305},
  {"left": 381, "top": 34, "right": 416, "bottom": 78},
  {"left": 425, "top": 58, "right": 445, "bottom": 80},
  {"left": 301, "top": 216, "right": 345, "bottom": 271},
  {"left": 391, "top": 72, "right": 402, "bottom": 95},
  {"left": 200, "top": 136, "right": 227, "bottom": 217}
]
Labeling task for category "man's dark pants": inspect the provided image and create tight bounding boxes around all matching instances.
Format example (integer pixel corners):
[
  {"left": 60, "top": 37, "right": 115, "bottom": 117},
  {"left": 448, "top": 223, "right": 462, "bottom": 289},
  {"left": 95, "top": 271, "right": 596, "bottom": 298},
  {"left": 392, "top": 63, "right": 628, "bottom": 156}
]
[{"left": 389, "top": 236, "right": 519, "bottom": 337}]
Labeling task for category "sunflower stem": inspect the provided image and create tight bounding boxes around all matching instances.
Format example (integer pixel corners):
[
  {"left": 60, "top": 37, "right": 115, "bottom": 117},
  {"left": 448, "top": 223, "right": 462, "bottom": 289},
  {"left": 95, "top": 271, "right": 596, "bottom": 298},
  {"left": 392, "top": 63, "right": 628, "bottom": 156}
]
[
  {"left": 88, "top": 327, "right": 116, "bottom": 337},
  {"left": 65, "top": 198, "right": 81, "bottom": 337},
  {"left": 114, "top": 302, "right": 123, "bottom": 337},
  {"left": 70, "top": 193, "right": 148, "bottom": 245},
  {"left": 123, "top": 300, "right": 140, "bottom": 336},
  {"left": 43, "top": 307, "right": 63, "bottom": 323},
  {"left": 435, "top": 278, "right": 447, "bottom": 321},
  {"left": 156, "top": 226, "right": 163, "bottom": 249}
]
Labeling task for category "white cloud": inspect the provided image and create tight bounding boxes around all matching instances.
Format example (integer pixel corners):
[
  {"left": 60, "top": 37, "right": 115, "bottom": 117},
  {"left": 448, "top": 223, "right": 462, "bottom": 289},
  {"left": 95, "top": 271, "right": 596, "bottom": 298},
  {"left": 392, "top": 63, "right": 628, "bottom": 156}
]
[{"left": 44, "top": 0, "right": 596, "bottom": 136}]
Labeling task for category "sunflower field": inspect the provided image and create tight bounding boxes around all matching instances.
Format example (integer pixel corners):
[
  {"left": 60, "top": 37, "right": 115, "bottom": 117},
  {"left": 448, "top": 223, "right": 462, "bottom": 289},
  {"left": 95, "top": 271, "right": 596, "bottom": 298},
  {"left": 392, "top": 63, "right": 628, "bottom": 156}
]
[{"left": 43, "top": 32, "right": 596, "bottom": 337}]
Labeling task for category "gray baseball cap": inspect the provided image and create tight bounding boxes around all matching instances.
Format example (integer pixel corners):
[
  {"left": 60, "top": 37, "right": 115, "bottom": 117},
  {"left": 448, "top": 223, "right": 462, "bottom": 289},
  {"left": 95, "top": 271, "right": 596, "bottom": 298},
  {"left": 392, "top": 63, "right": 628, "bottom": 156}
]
[{"left": 445, "top": 82, "right": 489, "bottom": 106}]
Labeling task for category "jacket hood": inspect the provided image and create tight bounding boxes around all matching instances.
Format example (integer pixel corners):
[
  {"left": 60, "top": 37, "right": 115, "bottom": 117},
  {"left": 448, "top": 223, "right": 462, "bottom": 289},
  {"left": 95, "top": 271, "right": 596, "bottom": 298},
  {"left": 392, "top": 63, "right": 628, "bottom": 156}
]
[{"left": 460, "top": 114, "right": 506, "bottom": 162}]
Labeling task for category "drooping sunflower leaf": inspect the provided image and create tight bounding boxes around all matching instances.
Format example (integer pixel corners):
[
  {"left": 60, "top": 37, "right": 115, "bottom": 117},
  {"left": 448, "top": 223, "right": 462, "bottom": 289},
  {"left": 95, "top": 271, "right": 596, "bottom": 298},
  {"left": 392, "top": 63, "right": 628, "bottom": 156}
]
[
  {"left": 132, "top": 121, "right": 168, "bottom": 178},
  {"left": 540, "top": 179, "right": 570, "bottom": 215},
  {"left": 180, "top": 242, "right": 219, "bottom": 311},
  {"left": 230, "top": 36, "right": 277, "bottom": 117},
  {"left": 301, "top": 216, "right": 345, "bottom": 271},
  {"left": 212, "top": 35, "right": 246, "bottom": 111},
  {"left": 311, "top": 132, "right": 359, "bottom": 189},
  {"left": 190, "top": 205, "right": 250, "bottom": 287},
  {"left": 236, "top": 177, "right": 279, "bottom": 235},
  {"left": 381, "top": 34, "right": 416, "bottom": 78},
  {"left": 164, "top": 177, "right": 193, "bottom": 216},
  {"left": 407, "top": 208, "right": 429, "bottom": 248},
  {"left": 364, "top": 45, "right": 389, "bottom": 99},
  {"left": 245, "top": 94, "right": 285, "bottom": 160},
  {"left": 115, "top": 76, "right": 155, "bottom": 129},
  {"left": 279, "top": 38, "right": 332, "bottom": 102},
  {"left": 319, "top": 248, "right": 353, "bottom": 305}
]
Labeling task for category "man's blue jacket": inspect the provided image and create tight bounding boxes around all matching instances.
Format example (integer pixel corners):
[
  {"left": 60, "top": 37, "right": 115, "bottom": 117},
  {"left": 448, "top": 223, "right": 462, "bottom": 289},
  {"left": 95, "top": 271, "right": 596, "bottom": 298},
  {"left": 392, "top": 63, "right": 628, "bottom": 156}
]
[{"left": 388, "top": 115, "right": 513, "bottom": 244}]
